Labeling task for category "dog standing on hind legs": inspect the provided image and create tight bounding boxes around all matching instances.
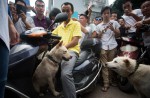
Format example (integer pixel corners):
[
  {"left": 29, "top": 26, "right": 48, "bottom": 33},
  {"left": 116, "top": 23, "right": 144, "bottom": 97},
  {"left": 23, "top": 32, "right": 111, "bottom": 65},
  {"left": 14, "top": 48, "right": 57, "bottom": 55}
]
[
  {"left": 106, "top": 56, "right": 150, "bottom": 98},
  {"left": 32, "top": 41, "right": 72, "bottom": 96}
]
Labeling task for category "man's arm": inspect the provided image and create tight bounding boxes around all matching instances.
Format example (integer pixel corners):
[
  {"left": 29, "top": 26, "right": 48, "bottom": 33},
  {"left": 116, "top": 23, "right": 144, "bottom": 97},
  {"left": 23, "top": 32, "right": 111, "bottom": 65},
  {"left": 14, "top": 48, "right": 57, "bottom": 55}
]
[
  {"left": 20, "top": 12, "right": 33, "bottom": 30},
  {"left": 135, "top": 17, "right": 150, "bottom": 28},
  {"left": 130, "top": 13, "right": 142, "bottom": 21},
  {"left": 8, "top": 16, "right": 20, "bottom": 45},
  {"left": 80, "top": 24, "right": 88, "bottom": 34},
  {"left": 65, "top": 36, "right": 80, "bottom": 49},
  {"left": 125, "top": 10, "right": 142, "bottom": 21}
]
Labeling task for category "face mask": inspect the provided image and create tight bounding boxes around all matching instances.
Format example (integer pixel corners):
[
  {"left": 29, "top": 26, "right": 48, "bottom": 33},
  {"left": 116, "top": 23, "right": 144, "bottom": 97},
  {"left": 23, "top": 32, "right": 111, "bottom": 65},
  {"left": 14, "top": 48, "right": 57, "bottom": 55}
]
[{"left": 16, "top": 4, "right": 27, "bottom": 14}]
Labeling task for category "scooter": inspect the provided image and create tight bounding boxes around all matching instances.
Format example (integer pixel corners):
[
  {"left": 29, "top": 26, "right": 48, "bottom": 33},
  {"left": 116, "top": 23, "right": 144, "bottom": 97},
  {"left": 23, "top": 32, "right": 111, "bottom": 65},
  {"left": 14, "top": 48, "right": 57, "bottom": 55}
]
[{"left": 5, "top": 13, "right": 102, "bottom": 98}]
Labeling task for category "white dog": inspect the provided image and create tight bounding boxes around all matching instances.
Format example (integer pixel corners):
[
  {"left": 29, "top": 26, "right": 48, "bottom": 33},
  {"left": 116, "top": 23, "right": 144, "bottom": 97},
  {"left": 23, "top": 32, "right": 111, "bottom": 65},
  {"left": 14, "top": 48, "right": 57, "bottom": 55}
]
[
  {"left": 106, "top": 56, "right": 150, "bottom": 98},
  {"left": 32, "top": 41, "right": 72, "bottom": 96}
]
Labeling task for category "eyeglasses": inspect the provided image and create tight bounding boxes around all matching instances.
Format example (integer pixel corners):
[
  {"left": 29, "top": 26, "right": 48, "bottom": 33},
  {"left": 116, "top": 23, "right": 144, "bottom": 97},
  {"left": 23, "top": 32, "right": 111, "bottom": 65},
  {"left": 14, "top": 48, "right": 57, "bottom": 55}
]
[
  {"left": 36, "top": 4, "right": 45, "bottom": 8},
  {"left": 95, "top": 18, "right": 101, "bottom": 21}
]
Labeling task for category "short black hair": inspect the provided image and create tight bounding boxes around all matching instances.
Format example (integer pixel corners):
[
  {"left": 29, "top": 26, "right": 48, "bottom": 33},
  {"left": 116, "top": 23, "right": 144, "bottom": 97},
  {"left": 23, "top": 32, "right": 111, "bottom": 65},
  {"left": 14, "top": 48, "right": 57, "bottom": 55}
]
[
  {"left": 101, "top": 6, "right": 112, "bottom": 15},
  {"left": 111, "top": 11, "right": 117, "bottom": 14},
  {"left": 35, "top": 0, "right": 45, "bottom": 5},
  {"left": 15, "top": 0, "right": 26, "bottom": 6},
  {"left": 61, "top": 2, "right": 74, "bottom": 13},
  {"left": 118, "top": 17, "right": 125, "bottom": 21},
  {"left": 49, "top": 8, "right": 61, "bottom": 19},
  {"left": 79, "top": 14, "right": 88, "bottom": 19},
  {"left": 141, "top": 0, "right": 150, "bottom": 7},
  {"left": 122, "top": 0, "right": 132, "bottom": 5}
]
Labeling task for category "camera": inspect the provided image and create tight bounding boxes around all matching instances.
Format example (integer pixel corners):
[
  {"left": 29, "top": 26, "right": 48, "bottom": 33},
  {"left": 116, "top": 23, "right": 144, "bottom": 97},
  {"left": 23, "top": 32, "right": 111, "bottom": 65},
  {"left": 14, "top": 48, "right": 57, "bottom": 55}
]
[
  {"left": 16, "top": 4, "right": 26, "bottom": 14},
  {"left": 139, "top": 24, "right": 150, "bottom": 32}
]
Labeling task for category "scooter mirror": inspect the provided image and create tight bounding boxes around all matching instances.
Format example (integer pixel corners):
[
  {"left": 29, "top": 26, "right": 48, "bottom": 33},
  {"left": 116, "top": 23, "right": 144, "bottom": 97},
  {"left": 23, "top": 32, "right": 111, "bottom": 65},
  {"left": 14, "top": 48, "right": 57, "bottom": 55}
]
[
  {"left": 47, "top": 13, "right": 68, "bottom": 30},
  {"left": 54, "top": 12, "right": 68, "bottom": 23}
]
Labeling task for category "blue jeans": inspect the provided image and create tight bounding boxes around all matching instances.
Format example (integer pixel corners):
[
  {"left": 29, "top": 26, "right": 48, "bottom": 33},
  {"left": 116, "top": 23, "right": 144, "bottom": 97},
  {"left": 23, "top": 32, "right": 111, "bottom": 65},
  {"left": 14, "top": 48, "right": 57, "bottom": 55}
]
[{"left": 0, "top": 39, "right": 9, "bottom": 98}]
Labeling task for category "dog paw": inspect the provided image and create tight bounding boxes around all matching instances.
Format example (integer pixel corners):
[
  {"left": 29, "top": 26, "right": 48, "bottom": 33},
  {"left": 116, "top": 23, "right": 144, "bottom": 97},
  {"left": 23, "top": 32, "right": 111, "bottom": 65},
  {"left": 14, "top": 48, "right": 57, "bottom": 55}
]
[
  {"left": 53, "top": 91, "right": 61, "bottom": 96},
  {"left": 39, "top": 93, "right": 44, "bottom": 96}
]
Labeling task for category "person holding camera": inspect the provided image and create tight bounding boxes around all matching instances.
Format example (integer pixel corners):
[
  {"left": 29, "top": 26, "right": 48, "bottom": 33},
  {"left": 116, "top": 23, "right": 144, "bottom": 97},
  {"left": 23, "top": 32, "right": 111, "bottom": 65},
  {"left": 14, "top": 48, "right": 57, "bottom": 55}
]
[
  {"left": 135, "top": 1, "right": 150, "bottom": 59},
  {"left": 13, "top": 0, "right": 35, "bottom": 34}
]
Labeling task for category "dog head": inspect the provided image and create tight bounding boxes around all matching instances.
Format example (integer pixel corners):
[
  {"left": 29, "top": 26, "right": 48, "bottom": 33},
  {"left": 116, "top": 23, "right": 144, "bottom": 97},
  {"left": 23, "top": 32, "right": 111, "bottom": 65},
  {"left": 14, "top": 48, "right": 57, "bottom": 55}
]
[
  {"left": 106, "top": 57, "right": 137, "bottom": 77},
  {"left": 48, "top": 41, "right": 72, "bottom": 62}
]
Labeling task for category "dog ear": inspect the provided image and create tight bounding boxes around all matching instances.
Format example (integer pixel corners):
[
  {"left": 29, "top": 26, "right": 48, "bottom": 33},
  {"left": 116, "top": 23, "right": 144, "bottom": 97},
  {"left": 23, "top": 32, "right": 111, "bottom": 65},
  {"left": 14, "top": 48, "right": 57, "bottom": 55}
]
[
  {"left": 56, "top": 41, "right": 63, "bottom": 48},
  {"left": 124, "top": 59, "right": 130, "bottom": 67},
  {"left": 59, "top": 41, "right": 63, "bottom": 46}
]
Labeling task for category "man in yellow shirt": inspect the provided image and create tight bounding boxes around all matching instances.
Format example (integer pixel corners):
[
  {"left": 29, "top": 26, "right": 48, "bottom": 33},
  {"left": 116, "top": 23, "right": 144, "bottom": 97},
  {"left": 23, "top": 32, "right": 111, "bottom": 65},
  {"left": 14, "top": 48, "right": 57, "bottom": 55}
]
[{"left": 52, "top": 2, "right": 81, "bottom": 98}]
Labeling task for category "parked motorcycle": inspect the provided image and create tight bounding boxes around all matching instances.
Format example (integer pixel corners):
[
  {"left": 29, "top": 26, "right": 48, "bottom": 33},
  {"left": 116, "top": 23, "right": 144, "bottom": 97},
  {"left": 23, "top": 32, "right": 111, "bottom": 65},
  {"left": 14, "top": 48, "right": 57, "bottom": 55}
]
[{"left": 5, "top": 13, "right": 102, "bottom": 98}]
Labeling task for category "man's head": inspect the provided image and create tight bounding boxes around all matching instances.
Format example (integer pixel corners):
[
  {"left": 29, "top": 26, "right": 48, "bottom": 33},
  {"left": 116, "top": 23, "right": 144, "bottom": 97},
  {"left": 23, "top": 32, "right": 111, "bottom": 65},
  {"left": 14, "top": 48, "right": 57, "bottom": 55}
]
[
  {"left": 93, "top": 16, "right": 102, "bottom": 25},
  {"left": 79, "top": 14, "right": 88, "bottom": 26},
  {"left": 141, "top": 1, "right": 150, "bottom": 17},
  {"left": 9, "top": 2, "right": 16, "bottom": 14},
  {"left": 15, "top": 0, "right": 27, "bottom": 14},
  {"left": 122, "top": 0, "right": 132, "bottom": 13},
  {"left": 111, "top": 11, "right": 118, "bottom": 21},
  {"left": 101, "top": 6, "right": 111, "bottom": 20},
  {"left": 35, "top": 0, "right": 45, "bottom": 15},
  {"left": 61, "top": 2, "right": 74, "bottom": 20},
  {"left": 118, "top": 18, "right": 125, "bottom": 27},
  {"left": 49, "top": 8, "right": 61, "bottom": 20}
]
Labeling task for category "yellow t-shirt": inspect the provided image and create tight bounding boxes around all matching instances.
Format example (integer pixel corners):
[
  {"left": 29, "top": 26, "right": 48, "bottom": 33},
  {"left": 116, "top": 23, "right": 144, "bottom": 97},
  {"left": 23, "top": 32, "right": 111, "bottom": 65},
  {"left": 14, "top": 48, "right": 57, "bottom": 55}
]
[{"left": 52, "top": 19, "right": 82, "bottom": 54}]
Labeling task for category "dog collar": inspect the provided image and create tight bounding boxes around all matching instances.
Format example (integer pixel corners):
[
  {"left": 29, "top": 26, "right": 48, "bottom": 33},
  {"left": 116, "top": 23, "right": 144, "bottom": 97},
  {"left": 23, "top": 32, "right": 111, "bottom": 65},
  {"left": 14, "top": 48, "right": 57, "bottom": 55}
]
[
  {"left": 128, "top": 62, "right": 140, "bottom": 77},
  {"left": 46, "top": 55, "right": 59, "bottom": 64}
]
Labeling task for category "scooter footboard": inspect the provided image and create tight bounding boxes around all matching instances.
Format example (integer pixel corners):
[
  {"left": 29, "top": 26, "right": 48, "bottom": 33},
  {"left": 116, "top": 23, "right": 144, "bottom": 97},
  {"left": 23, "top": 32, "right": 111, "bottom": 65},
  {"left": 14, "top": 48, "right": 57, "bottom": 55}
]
[{"left": 73, "top": 57, "right": 102, "bottom": 93}]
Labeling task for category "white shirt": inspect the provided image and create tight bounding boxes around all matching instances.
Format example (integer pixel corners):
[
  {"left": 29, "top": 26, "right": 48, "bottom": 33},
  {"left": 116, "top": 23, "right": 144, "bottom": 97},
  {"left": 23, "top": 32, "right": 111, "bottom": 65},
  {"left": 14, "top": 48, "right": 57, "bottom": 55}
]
[
  {"left": 122, "top": 9, "right": 143, "bottom": 33},
  {"left": 79, "top": 25, "right": 93, "bottom": 44},
  {"left": 95, "top": 20, "right": 120, "bottom": 50},
  {"left": 0, "top": 0, "right": 10, "bottom": 50},
  {"left": 15, "top": 16, "right": 35, "bottom": 34}
]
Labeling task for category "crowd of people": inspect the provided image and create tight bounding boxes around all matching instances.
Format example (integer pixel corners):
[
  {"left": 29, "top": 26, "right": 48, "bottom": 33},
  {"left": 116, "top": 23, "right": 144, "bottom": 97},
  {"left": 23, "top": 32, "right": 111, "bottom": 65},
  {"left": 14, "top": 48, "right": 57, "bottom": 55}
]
[{"left": 1, "top": 0, "right": 150, "bottom": 98}]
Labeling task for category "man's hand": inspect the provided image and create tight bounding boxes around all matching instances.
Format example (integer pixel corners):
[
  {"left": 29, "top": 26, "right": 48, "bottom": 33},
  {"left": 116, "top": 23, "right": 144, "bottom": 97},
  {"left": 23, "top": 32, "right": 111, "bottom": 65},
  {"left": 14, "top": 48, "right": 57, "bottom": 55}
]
[
  {"left": 12, "top": 13, "right": 19, "bottom": 23},
  {"left": 108, "top": 22, "right": 115, "bottom": 31},
  {"left": 9, "top": 24, "right": 20, "bottom": 45},
  {"left": 125, "top": 25, "right": 131, "bottom": 30},
  {"left": 8, "top": 16, "right": 20, "bottom": 45},
  {"left": 20, "top": 11, "right": 27, "bottom": 23},
  {"left": 134, "top": 21, "right": 143, "bottom": 28}
]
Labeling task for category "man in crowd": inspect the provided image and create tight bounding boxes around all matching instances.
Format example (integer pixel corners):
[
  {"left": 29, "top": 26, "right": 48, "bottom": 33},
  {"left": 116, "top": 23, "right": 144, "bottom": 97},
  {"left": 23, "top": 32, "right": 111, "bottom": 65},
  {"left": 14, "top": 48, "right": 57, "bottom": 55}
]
[
  {"left": 135, "top": 1, "right": 150, "bottom": 60},
  {"left": 52, "top": 2, "right": 81, "bottom": 98},
  {"left": 13, "top": 0, "right": 35, "bottom": 34},
  {"left": 110, "top": 11, "right": 118, "bottom": 21},
  {"left": 92, "top": 6, "right": 120, "bottom": 92},
  {"left": 122, "top": 0, "right": 143, "bottom": 38},
  {"left": 33, "top": 0, "right": 51, "bottom": 30},
  {"left": 0, "top": 0, "right": 19, "bottom": 98}
]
